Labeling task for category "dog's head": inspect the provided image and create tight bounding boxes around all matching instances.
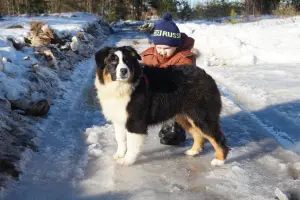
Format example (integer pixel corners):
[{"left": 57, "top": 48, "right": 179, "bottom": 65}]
[{"left": 95, "top": 46, "right": 142, "bottom": 84}]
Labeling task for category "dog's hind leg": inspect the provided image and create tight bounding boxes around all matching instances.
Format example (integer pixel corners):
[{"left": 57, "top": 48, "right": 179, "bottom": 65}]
[
  {"left": 184, "top": 128, "right": 206, "bottom": 156},
  {"left": 195, "top": 120, "right": 228, "bottom": 166},
  {"left": 176, "top": 115, "right": 206, "bottom": 156},
  {"left": 179, "top": 115, "right": 228, "bottom": 166},
  {"left": 203, "top": 123, "right": 229, "bottom": 166}
]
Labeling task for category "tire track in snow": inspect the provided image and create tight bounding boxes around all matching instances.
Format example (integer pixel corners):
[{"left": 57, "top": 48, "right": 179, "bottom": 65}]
[{"left": 218, "top": 83, "right": 295, "bottom": 150}]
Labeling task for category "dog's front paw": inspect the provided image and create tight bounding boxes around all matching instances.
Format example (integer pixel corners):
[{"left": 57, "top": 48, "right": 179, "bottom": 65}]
[
  {"left": 184, "top": 149, "right": 201, "bottom": 156},
  {"left": 116, "top": 154, "right": 137, "bottom": 166},
  {"left": 113, "top": 151, "right": 126, "bottom": 160}
]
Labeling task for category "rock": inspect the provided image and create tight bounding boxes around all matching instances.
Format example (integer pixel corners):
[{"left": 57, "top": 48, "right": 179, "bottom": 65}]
[
  {"left": 0, "top": 98, "right": 11, "bottom": 110},
  {"left": 275, "top": 188, "right": 291, "bottom": 200},
  {"left": 24, "top": 37, "right": 31, "bottom": 44},
  {"left": 0, "top": 159, "right": 20, "bottom": 178},
  {"left": 7, "top": 37, "right": 28, "bottom": 51},
  {"left": 10, "top": 98, "right": 31, "bottom": 110},
  {"left": 30, "top": 63, "right": 39, "bottom": 72},
  {"left": 7, "top": 73, "right": 16, "bottom": 78},
  {"left": 36, "top": 48, "right": 58, "bottom": 68},
  {"left": 60, "top": 43, "right": 70, "bottom": 51},
  {"left": 25, "top": 99, "right": 51, "bottom": 116},
  {"left": 5, "top": 58, "right": 12, "bottom": 63},
  {"left": 10, "top": 98, "right": 50, "bottom": 117},
  {"left": 70, "top": 32, "right": 95, "bottom": 57},
  {"left": 6, "top": 25, "right": 24, "bottom": 29},
  {"left": 70, "top": 36, "right": 79, "bottom": 52},
  {"left": 77, "top": 31, "right": 86, "bottom": 40},
  {"left": 24, "top": 56, "right": 30, "bottom": 61}
]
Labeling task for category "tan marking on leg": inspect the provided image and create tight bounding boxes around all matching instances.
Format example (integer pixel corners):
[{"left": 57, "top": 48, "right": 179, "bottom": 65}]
[
  {"left": 184, "top": 116, "right": 207, "bottom": 151},
  {"left": 184, "top": 116, "right": 228, "bottom": 165},
  {"left": 176, "top": 115, "right": 191, "bottom": 130},
  {"left": 204, "top": 135, "right": 226, "bottom": 160},
  {"left": 176, "top": 115, "right": 206, "bottom": 155},
  {"left": 188, "top": 127, "right": 206, "bottom": 152}
]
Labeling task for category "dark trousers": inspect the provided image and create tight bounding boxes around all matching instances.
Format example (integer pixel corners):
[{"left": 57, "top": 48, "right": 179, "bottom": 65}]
[{"left": 159, "top": 120, "right": 186, "bottom": 145}]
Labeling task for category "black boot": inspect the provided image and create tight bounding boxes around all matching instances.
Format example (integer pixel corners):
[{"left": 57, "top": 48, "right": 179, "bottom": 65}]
[{"left": 159, "top": 122, "right": 186, "bottom": 145}]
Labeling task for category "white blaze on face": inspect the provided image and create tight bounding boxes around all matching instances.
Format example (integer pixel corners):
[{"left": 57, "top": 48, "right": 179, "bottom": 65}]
[{"left": 115, "top": 50, "right": 130, "bottom": 81}]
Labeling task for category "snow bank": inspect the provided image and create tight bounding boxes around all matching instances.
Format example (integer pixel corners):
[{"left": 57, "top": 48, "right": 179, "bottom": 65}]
[
  {"left": 0, "top": 12, "right": 112, "bottom": 187},
  {"left": 178, "top": 16, "right": 300, "bottom": 67},
  {"left": 0, "top": 12, "right": 111, "bottom": 101}
]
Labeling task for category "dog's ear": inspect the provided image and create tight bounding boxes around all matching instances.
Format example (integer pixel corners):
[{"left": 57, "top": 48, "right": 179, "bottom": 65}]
[
  {"left": 122, "top": 46, "right": 141, "bottom": 61},
  {"left": 95, "top": 46, "right": 112, "bottom": 68}
]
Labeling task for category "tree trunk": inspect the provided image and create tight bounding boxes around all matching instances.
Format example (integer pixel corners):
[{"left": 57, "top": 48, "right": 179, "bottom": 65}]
[
  {"left": 91, "top": 0, "right": 97, "bottom": 13},
  {"left": 6, "top": 0, "right": 10, "bottom": 15},
  {"left": 17, "top": 0, "right": 20, "bottom": 15}
]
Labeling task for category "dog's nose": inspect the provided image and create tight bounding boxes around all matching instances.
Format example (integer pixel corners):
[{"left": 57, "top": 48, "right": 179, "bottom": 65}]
[{"left": 120, "top": 68, "right": 128, "bottom": 76}]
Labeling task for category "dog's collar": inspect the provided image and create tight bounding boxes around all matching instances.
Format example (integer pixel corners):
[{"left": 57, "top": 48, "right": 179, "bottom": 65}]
[{"left": 132, "top": 74, "right": 149, "bottom": 89}]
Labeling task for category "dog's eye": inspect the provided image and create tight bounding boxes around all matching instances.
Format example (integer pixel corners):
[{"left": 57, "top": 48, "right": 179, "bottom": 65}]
[
  {"left": 109, "top": 54, "right": 118, "bottom": 61},
  {"left": 111, "top": 55, "right": 116, "bottom": 60}
]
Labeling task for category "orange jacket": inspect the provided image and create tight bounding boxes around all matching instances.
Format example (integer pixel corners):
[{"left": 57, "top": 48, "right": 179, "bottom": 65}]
[{"left": 140, "top": 33, "right": 195, "bottom": 68}]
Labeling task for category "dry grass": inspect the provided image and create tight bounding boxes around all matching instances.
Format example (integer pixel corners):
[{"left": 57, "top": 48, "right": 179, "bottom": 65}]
[
  {"left": 132, "top": 40, "right": 140, "bottom": 45},
  {"left": 273, "top": 3, "right": 299, "bottom": 17}
]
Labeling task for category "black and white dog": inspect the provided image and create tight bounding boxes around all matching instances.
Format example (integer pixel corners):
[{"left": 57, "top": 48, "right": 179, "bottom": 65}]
[{"left": 94, "top": 46, "right": 229, "bottom": 166}]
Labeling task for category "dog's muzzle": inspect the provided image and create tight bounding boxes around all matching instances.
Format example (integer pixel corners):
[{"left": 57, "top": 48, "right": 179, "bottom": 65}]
[{"left": 117, "top": 67, "right": 130, "bottom": 81}]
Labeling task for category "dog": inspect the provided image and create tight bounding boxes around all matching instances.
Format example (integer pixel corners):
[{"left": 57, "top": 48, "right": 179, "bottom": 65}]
[{"left": 94, "top": 46, "right": 229, "bottom": 166}]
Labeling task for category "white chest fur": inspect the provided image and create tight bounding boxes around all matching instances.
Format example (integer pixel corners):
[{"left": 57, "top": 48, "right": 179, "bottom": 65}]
[{"left": 95, "top": 78, "right": 132, "bottom": 124}]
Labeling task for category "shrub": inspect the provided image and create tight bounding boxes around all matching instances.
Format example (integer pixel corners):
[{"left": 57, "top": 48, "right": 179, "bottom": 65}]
[
  {"left": 230, "top": 9, "right": 238, "bottom": 24},
  {"left": 273, "top": 1, "right": 299, "bottom": 16},
  {"left": 194, "top": 0, "right": 244, "bottom": 20}
]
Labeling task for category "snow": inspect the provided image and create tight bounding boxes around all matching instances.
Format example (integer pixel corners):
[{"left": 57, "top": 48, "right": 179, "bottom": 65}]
[
  {"left": 178, "top": 16, "right": 300, "bottom": 153},
  {"left": 2, "top": 15, "right": 300, "bottom": 200},
  {"left": 178, "top": 16, "right": 300, "bottom": 66},
  {"left": 0, "top": 12, "right": 111, "bottom": 195},
  {"left": 0, "top": 12, "right": 105, "bottom": 101},
  {"left": 0, "top": 12, "right": 101, "bottom": 37},
  {"left": 275, "top": 188, "right": 290, "bottom": 200}
]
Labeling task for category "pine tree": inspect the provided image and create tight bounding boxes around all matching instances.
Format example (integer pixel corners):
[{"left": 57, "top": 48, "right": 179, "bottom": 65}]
[{"left": 178, "top": 0, "right": 192, "bottom": 20}]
